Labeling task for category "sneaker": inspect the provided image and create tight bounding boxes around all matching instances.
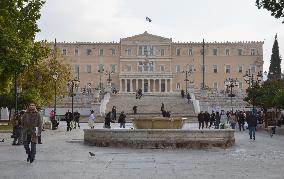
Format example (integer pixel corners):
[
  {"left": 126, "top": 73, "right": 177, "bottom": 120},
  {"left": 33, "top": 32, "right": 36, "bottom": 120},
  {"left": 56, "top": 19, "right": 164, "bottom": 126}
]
[{"left": 38, "top": 142, "right": 42, "bottom": 144}]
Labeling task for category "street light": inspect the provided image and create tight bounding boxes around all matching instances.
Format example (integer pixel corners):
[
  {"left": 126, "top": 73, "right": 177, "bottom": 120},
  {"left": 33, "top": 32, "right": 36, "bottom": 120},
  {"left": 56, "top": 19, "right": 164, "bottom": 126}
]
[
  {"left": 67, "top": 79, "right": 80, "bottom": 122},
  {"left": 98, "top": 68, "right": 104, "bottom": 91},
  {"left": 14, "top": 64, "right": 27, "bottom": 114},
  {"left": 182, "top": 67, "right": 193, "bottom": 96},
  {"left": 224, "top": 78, "right": 239, "bottom": 112},
  {"left": 105, "top": 70, "right": 114, "bottom": 84},
  {"left": 243, "top": 70, "right": 263, "bottom": 112},
  {"left": 52, "top": 72, "right": 59, "bottom": 118}
]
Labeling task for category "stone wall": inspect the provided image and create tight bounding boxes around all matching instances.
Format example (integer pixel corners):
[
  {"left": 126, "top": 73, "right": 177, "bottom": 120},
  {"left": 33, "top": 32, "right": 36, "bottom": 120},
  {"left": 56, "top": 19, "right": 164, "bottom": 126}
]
[{"left": 84, "top": 129, "right": 235, "bottom": 149}]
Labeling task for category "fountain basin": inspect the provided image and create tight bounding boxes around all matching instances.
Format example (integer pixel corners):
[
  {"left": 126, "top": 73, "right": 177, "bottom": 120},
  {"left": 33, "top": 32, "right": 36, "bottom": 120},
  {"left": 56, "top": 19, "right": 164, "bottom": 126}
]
[
  {"left": 84, "top": 129, "right": 235, "bottom": 149},
  {"left": 132, "top": 117, "right": 185, "bottom": 129}
]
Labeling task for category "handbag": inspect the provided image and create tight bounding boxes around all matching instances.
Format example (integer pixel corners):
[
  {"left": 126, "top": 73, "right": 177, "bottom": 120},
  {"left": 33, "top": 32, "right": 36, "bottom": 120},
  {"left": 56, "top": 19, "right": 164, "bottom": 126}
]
[{"left": 70, "top": 120, "right": 76, "bottom": 129}]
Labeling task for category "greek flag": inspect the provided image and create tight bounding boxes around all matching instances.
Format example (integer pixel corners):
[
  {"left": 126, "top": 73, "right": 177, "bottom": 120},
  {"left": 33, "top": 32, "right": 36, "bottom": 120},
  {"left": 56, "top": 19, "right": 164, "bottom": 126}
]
[{"left": 146, "top": 17, "right": 152, "bottom": 22}]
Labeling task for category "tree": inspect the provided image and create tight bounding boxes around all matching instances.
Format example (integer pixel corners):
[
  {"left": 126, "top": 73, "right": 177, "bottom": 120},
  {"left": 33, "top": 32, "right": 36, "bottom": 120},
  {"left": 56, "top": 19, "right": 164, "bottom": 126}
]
[
  {"left": 19, "top": 51, "right": 72, "bottom": 108},
  {"left": 0, "top": 0, "right": 48, "bottom": 92},
  {"left": 268, "top": 34, "right": 282, "bottom": 80},
  {"left": 256, "top": 0, "right": 284, "bottom": 23},
  {"left": 244, "top": 80, "right": 284, "bottom": 127}
]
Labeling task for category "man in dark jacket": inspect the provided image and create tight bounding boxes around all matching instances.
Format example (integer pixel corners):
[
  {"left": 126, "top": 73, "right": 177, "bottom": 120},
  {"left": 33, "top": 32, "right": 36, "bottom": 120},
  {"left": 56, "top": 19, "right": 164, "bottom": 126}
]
[
  {"left": 22, "top": 103, "right": 42, "bottom": 163},
  {"left": 104, "top": 112, "right": 115, "bottom": 128},
  {"left": 209, "top": 112, "right": 215, "bottom": 129},
  {"left": 74, "top": 111, "right": 80, "bottom": 129},
  {"left": 215, "top": 112, "right": 221, "bottom": 129},
  {"left": 247, "top": 112, "right": 257, "bottom": 140},
  {"left": 198, "top": 111, "right": 204, "bottom": 129},
  {"left": 204, "top": 111, "right": 210, "bottom": 128},
  {"left": 65, "top": 110, "right": 72, "bottom": 131},
  {"left": 118, "top": 111, "right": 126, "bottom": 128}
]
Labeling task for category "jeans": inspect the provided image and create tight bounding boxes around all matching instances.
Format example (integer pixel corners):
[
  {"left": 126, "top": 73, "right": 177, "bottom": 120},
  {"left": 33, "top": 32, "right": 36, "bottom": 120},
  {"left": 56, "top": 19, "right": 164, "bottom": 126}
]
[
  {"left": 24, "top": 134, "right": 36, "bottom": 160},
  {"left": 249, "top": 127, "right": 256, "bottom": 139},
  {"left": 120, "top": 123, "right": 125, "bottom": 128},
  {"left": 231, "top": 123, "right": 236, "bottom": 129}
]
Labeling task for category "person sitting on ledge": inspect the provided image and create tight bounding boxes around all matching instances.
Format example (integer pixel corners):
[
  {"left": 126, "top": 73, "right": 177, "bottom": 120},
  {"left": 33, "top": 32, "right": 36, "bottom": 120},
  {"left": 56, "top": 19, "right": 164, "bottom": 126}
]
[{"left": 104, "top": 112, "right": 115, "bottom": 129}]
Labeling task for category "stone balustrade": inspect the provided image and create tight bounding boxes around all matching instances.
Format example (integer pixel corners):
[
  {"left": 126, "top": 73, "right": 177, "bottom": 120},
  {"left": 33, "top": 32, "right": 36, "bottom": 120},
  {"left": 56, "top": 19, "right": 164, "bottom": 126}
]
[{"left": 84, "top": 129, "right": 235, "bottom": 149}]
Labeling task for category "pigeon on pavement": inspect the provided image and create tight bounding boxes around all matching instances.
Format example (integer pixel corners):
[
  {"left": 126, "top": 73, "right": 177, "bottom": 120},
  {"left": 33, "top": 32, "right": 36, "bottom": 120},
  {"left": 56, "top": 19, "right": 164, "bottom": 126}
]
[{"left": 89, "top": 152, "right": 95, "bottom": 157}]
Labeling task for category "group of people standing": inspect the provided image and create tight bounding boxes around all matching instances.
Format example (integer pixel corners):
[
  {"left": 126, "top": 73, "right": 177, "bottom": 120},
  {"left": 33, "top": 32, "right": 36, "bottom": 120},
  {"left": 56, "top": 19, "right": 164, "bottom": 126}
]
[
  {"left": 88, "top": 106, "right": 127, "bottom": 129},
  {"left": 197, "top": 110, "right": 259, "bottom": 140},
  {"left": 64, "top": 110, "right": 80, "bottom": 131}
]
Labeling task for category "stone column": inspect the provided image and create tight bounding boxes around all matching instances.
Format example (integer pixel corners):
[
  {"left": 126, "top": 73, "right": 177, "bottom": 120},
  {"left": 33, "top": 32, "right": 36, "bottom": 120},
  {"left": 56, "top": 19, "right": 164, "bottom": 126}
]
[
  {"left": 124, "top": 79, "right": 127, "bottom": 92},
  {"left": 159, "top": 79, "right": 161, "bottom": 92},
  {"left": 142, "top": 79, "right": 144, "bottom": 93},
  {"left": 130, "top": 79, "right": 133, "bottom": 92},
  {"left": 170, "top": 79, "right": 173, "bottom": 92},
  {"left": 153, "top": 79, "right": 156, "bottom": 93},
  {"left": 148, "top": 78, "right": 150, "bottom": 92},
  {"left": 165, "top": 79, "right": 168, "bottom": 92},
  {"left": 120, "top": 79, "right": 122, "bottom": 92},
  {"left": 136, "top": 79, "right": 138, "bottom": 92}
]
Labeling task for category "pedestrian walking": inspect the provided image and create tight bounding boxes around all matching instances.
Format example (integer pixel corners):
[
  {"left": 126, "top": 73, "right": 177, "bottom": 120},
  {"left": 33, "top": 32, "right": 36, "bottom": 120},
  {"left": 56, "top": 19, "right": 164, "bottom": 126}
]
[
  {"left": 133, "top": 106, "right": 137, "bottom": 115},
  {"left": 118, "top": 111, "right": 126, "bottom": 128},
  {"left": 21, "top": 103, "right": 42, "bottom": 163},
  {"left": 88, "top": 110, "right": 96, "bottom": 129},
  {"left": 12, "top": 111, "right": 24, "bottom": 145},
  {"left": 247, "top": 112, "right": 257, "bottom": 140},
  {"left": 186, "top": 93, "right": 191, "bottom": 104},
  {"left": 74, "top": 111, "right": 80, "bottom": 129},
  {"left": 198, "top": 111, "right": 204, "bottom": 129},
  {"left": 65, "top": 110, "right": 72, "bottom": 131},
  {"left": 228, "top": 112, "right": 237, "bottom": 129}
]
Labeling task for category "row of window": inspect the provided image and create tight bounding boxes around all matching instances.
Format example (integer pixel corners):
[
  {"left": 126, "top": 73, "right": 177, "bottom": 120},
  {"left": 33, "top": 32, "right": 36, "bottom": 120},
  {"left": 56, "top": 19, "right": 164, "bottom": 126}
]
[
  {"left": 176, "top": 48, "right": 257, "bottom": 56},
  {"left": 74, "top": 64, "right": 117, "bottom": 74},
  {"left": 175, "top": 81, "right": 244, "bottom": 90},
  {"left": 175, "top": 64, "right": 256, "bottom": 74},
  {"left": 62, "top": 48, "right": 116, "bottom": 56},
  {"left": 61, "top": 46, "right": 258, "bottom": 57},
  {"left": 74, "top": 63, "right": 256, "bottom": 74}
]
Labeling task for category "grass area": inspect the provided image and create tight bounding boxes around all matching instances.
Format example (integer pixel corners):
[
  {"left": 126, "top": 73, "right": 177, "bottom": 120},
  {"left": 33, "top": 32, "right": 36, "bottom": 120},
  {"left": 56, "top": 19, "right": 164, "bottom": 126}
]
[{"left": 0, "top": 124, "right": 13, "bottom": 130}]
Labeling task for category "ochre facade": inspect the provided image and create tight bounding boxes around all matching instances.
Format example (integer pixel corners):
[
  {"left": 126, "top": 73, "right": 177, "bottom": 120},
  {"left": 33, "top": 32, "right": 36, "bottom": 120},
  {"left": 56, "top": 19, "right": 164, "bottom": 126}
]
[{"left": 51, "top": 31, "right": 264, "bottom": 93}]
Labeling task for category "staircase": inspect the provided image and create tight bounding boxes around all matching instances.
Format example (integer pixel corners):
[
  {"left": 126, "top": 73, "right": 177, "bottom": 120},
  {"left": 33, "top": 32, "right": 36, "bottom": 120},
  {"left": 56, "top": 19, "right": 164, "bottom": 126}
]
[{"left": 106, "top": 93, "right": 196, "bottom": 117}]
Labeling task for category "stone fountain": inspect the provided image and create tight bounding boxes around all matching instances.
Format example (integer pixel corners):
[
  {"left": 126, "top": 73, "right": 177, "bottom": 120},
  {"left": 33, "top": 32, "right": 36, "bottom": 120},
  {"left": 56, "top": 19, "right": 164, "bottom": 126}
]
[{"left": 84, "top": 116, "right": 235, "bottom": 149}]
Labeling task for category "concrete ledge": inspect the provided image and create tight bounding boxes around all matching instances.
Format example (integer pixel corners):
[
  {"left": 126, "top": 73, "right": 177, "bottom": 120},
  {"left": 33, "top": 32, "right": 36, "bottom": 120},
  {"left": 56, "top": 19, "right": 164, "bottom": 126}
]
[{"left": 84, "top": 129, "right": 235, "bottom": 149}]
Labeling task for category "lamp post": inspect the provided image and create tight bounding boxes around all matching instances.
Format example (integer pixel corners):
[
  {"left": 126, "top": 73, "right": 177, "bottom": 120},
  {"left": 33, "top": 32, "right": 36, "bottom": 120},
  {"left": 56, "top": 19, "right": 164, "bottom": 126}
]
[
  {"left": 98, "top": 68, "right": 104, "bottom": 91},
  {"left": 182, "top": 66, "right": 193, "bottom": 95},
  {"left": 105, "top": 70, "right": 114, "bottom": 84},
  {"left": 14, "top": 64, "right": 27, "bottom": 114},
  {"left": 224, "top": 78, "right": 239, "bottom": 112},
  {"left": 67, "top": 79, "right": 80, "bottom": 122},
  {"left": 243, "top": 70, "right": 263, "bottom": 112},
  {"left": 52, "top": 72, "right": 59, "bottom": 118}
]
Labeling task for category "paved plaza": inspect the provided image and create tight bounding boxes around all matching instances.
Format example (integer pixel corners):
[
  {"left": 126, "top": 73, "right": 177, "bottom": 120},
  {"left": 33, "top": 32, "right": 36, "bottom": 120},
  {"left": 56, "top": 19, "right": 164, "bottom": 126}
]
[{"left": 1, "top": 123, "right": 284, "bottom": 179}]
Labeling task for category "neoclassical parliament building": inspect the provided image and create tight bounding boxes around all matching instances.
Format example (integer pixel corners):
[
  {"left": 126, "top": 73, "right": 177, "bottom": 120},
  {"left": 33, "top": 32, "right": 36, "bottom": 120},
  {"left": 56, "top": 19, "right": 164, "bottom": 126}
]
[{"left": 51, "top": 31, "right": 264, "bottom": 94}]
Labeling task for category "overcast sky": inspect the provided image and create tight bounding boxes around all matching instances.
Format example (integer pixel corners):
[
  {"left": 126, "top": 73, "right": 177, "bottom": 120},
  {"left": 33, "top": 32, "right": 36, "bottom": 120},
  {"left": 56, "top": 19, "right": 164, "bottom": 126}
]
[{"left": 35, "top": 0, "right": 284, "bottom": 72}]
